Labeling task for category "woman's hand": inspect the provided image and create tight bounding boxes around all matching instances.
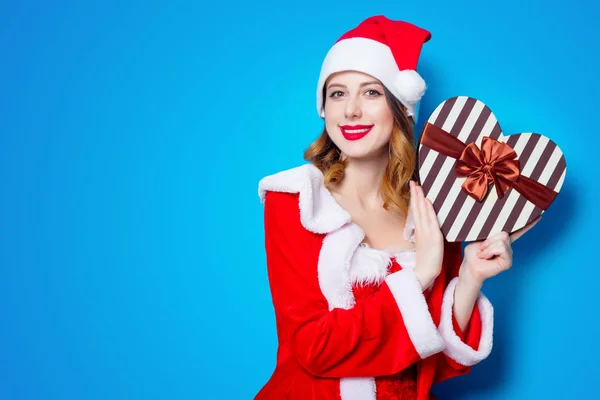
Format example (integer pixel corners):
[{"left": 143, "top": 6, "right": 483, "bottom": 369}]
[
  {"left": 459, "top": 216, "right": 542, "bottom": 287},
  {"left": 454, "top": 213, "right": 541, "bottom": 332},
  {"left": 409, "top": 180, "right": 444, "bottom": 290}
]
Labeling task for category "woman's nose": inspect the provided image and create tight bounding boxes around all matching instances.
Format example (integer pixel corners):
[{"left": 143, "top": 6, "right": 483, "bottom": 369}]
[{"left": 344, "top": 97, "right": 362, "bottom": 119}]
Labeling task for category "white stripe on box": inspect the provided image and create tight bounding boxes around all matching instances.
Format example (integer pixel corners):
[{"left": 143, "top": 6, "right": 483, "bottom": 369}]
[{"left": 556, "top": 168, "right": 566, "bottom": 191}]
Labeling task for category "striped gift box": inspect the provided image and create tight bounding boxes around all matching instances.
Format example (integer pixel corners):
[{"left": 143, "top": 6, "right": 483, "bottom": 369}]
[{"left": 418, "top": 96, "right": 567, "bottom": 242}]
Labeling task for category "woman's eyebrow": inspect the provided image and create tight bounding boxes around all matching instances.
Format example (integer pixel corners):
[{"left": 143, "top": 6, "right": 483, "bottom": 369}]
[
  {"left": 327, "top": 81, "right": 382, "bottom": 90},
  {"left": 359, "top": 81, "right": 382, "bottom": 87}
]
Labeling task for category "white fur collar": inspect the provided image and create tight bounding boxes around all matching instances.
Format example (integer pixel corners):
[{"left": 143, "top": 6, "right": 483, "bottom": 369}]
[
  {"left": 258, "top": 164, "right": 351, "bottom": 234},
  {"left": 258, "top": 163, "right": 416, "bottom": 242},
  {"left": 350, "top": 245, "right": 417, "bottom": 287}
]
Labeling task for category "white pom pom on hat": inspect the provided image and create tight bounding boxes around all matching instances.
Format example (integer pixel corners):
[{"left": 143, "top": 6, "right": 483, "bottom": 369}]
[
  {"left": 316, "top": 15, "right": 431, "bottom": 122},
  {"left": 394, "top": 69, "right": 427, "bottom": 105}
]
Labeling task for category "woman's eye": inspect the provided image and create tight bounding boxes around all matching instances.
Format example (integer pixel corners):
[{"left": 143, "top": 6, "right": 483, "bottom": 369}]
[
  {"left": 365, "top": 89, "right": 382, "bottom": 96},
  {"left": 329, "top": 91, "right": 344, "bottom": 98}
]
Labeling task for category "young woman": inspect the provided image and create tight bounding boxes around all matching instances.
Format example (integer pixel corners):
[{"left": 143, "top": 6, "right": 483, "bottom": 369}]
[{"left": 256, "top": 15, "right": 538, "bottom": 400}]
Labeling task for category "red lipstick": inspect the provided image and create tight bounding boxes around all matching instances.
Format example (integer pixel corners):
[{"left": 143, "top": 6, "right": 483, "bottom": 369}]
[{"left": 339, "top": 124, "right": 374, "bottom": 141}]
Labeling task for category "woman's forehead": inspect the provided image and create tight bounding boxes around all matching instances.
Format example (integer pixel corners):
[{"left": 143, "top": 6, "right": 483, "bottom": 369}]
[{"left": 326, "top": 71, "right": 382, "bottom": 86}]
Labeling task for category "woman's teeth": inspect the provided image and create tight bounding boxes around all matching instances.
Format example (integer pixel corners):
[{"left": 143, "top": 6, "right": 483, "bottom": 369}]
[{"left": 344, "top": 128, "right": 370, "bottom": 133}]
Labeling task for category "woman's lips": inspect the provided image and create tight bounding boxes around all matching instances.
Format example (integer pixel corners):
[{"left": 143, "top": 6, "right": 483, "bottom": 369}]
[{"left": 339, "top": 125, "right": 374, "bottom": 141}]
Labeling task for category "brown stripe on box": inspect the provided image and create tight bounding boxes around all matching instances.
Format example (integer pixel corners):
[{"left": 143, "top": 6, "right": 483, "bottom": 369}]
[
  {"left": 523, "top": 155, "right": 566, "bottom": 228},
  {"left": 501, "top": 138, "right": 557, "bottom": 233},
  {"left": 455, "top": 133, "right": 521, "bottom": 240},
  {"left": 431, "top": 158, "right": 457, "bottom": 212},
  {"left": 475, "top": 134, "right": 542, "bottom": 240},
  {"left": 432, "top": 105, "right": 493, "bottom": 212},
  {"left": 421, "top": 97, "right": 477, "bottom": 193},
  {"left": 440, "top": 121, "right": 503, "bottom": 236},
  {"left": 545, "top": 156, "right": 566, "bottom": 190},
  {"left": 419, "top": 97, "right": 458, "bottom": 169},
  {"left": 527, "top": 207, "right": 544, "bottom": 227}
]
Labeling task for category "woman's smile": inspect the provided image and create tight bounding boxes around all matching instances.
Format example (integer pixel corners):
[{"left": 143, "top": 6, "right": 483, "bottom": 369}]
[{"left": 339, "top": 124, "right": 374, "bottom": 141}]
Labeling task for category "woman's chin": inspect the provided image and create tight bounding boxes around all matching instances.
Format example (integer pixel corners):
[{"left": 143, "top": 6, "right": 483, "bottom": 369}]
[{"left": 340, "top": 148, "right": 387, "bottom": 161}]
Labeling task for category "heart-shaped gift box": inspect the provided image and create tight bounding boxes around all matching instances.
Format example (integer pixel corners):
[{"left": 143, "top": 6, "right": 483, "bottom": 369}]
[{"left": 417, "top": 96, "right": 566, "bottom": 242}]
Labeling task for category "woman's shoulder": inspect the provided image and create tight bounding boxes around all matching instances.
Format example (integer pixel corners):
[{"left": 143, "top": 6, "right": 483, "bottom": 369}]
[
  {"left": 258, "top": 163, "right": 322, "bottom": 201},
  {"left": 257, "top": 163, "right": 350, "bottom": 234}
]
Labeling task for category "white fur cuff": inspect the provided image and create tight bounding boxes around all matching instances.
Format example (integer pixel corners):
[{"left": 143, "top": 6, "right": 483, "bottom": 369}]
[
  {"left": 384, "top": 269, "right": 445, "bottom": 359},
  {"left": 438, "top": 277, "right": 494, "bottom": 366},
  {"left": 340, "top": 377, "right": 376, "bottom": 400}
]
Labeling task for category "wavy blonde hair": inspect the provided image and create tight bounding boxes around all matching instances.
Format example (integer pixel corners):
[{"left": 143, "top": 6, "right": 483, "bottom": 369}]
[{"left": 304, "top": 85, "right": 418, "bottom": 218}]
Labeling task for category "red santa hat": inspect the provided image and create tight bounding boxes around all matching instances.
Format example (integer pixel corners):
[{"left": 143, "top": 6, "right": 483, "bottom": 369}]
[{"left": 316, "top": 15, "right": 432, "bottom": 122}]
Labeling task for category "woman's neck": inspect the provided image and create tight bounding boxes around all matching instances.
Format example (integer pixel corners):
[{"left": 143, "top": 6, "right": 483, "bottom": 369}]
[{"left": 334, "top": 152, "right": 388, "bottom": 209}]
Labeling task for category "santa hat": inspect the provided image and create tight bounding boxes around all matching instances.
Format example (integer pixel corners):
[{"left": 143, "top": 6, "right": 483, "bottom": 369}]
[{"left": 316, "top": 15, "right": 431, "bottom": 122}]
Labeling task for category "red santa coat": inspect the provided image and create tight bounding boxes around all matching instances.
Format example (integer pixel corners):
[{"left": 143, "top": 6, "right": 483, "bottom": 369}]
[{"left": 255, "top": 164, "right": 494, "bottom": 400}]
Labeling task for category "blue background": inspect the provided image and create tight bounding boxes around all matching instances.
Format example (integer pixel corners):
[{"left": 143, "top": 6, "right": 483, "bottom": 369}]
[{"left": 0, "top": 0, "right": 596, "bottom": 399}]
